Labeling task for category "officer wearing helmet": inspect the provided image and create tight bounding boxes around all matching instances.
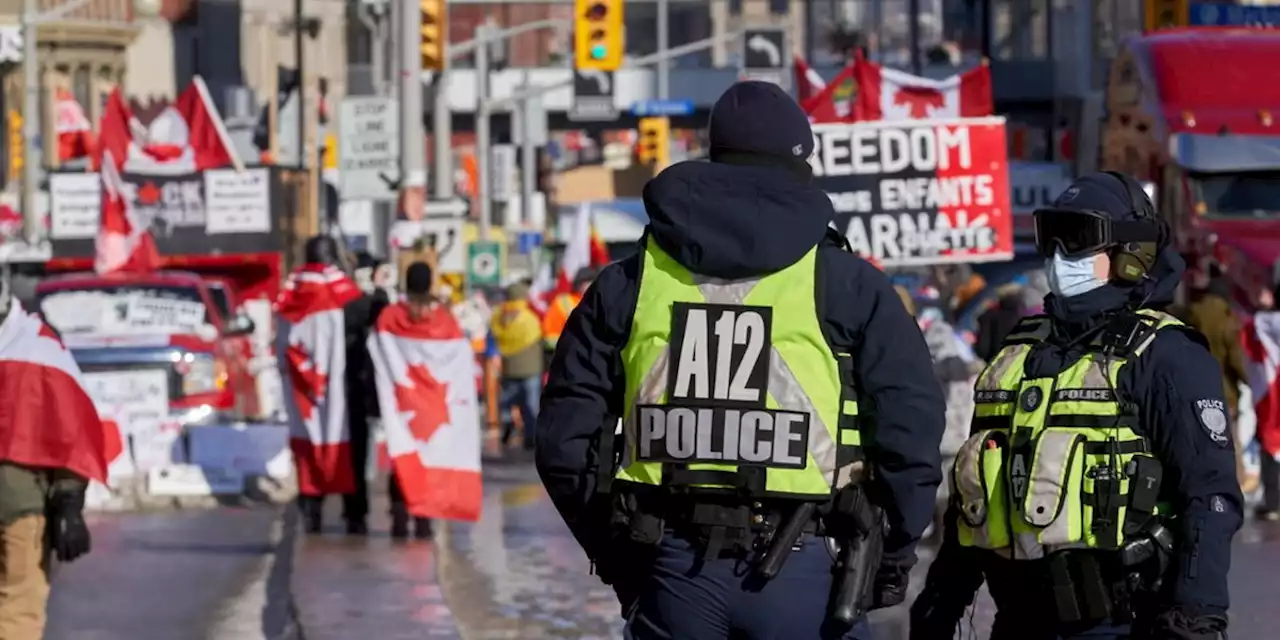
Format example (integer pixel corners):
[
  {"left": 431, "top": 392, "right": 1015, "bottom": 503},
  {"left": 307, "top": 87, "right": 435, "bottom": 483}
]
[
  {"left": 536, "top": 82, "right": 946, "bottom": 638},
  {"left": 910, "top": 173, "right": 1241, "bottom": 639}
]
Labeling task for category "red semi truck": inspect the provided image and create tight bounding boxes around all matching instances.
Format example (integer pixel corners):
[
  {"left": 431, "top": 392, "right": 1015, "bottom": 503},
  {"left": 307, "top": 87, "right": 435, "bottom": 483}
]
[{"left": 1101, "top": 27, "right": 1280, "bottom": 306}]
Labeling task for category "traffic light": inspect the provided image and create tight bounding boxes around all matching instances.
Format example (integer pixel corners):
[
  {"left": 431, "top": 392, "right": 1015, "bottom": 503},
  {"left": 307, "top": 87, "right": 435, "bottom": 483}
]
[
  {"left": 637, "top": 117, "right": 670, "bottom": 168},
  {"left": 1144, "top": 0, "right": 1189, "bottom": 32},
  {"left": 7, "top": 110, "right": 22, "bottom": 184},
  {"left": 574, "top": 0, "right": 624, "bottom": 71},
  {"left": 321, "top": 133, "right": 337, "bottom": 170},
  {"left": 420, "top": 0, "right": 445, "bottom": 71}
]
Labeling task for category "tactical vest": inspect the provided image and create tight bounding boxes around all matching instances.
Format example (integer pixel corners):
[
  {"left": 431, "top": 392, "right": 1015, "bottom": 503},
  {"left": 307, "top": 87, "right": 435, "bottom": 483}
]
[
  {"left": 615, "top": 237, "right": 863, "bottom": 500},
  {"left": 953, "top": 309, "right": 1179, "bottom": 560}
]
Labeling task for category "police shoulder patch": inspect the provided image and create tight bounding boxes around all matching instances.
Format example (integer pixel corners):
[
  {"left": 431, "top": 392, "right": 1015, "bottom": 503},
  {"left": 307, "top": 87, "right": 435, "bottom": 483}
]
[{"left": 1193, "top": 398, "right": 1230, "bottom": 448}]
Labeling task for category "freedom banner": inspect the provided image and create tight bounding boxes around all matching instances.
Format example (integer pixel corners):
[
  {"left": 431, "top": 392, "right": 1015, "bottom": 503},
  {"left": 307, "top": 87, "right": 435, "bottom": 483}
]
[{"left": 811, "top": 117, "right": 1013, "bottom": 266}]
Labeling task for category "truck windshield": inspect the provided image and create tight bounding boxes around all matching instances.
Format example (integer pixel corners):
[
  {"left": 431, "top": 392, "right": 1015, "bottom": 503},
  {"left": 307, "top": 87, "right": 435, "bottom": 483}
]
[
  {"left": 1192, "top": 171, "right": 1280, "bottom": 218},
  {"left": 38, "top": 284, "right": 211, "bottom": 336}
]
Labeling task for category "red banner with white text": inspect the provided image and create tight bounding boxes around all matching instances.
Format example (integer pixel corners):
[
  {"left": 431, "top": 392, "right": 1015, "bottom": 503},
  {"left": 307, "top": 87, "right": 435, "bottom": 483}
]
[{"left": 811, "top": 117, "right": 1012, "bottom": 266}]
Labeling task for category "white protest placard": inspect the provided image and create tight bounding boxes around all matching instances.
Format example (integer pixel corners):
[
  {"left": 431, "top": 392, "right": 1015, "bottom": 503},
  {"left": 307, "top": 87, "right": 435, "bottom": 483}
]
[
  {"left": 82, "top": 369, "right": 170, "bottom": 435},
  {"left": 126, "top": 297, "right": 207, "bottom": 332},
  {"left": 130, "top": 420, "right": 186, "bottom": 473},
  {"left": 49, "top": 172, "right": 102, "bottom": 240},
  {"left": 205, "top": 168, "right": 271, "bottom": 234}
]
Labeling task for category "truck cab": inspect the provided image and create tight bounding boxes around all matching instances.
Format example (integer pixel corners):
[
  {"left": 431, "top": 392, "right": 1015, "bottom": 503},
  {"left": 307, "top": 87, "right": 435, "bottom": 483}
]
[
  {"left": 1101, "top": 28, "right": 1280, "bottom": 306},
  {"left": 33, "top": 270, "right": 261, "bottom": 426}
]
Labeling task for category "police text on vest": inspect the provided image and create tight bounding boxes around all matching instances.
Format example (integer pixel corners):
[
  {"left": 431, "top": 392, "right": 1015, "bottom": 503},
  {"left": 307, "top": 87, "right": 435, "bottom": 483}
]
[{"left": 635, "top": 406, "right": 811, "bottom": 469}]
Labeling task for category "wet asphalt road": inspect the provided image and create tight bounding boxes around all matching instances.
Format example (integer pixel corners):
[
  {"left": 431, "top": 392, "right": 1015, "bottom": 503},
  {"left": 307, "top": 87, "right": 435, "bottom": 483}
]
[
  {"left": 425, "top": 455, "right": 1280, "bottom": 639},
  {"left": 46, "top": 506, "right": 288, "bottom": 640},
  {"left": 45, "top": 459, "right": 1280, "bottom": 639}
]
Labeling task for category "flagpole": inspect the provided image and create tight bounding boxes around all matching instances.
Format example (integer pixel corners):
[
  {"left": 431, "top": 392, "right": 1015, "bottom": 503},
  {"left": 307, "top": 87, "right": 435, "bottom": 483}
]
[
  {"left": 191, "top": 76, "right": 245, "bottom": 172},
  {"left": 262, "top": 14, "right": 279, "bottom": 163},
  {"left": 44, "top": 73, "right": 59, "bottom": 170}
]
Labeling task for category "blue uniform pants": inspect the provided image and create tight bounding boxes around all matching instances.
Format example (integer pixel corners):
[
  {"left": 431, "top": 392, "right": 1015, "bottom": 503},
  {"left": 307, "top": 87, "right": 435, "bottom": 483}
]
[{"left": 623, "top": 534, "right": 874, "bottom": 640}]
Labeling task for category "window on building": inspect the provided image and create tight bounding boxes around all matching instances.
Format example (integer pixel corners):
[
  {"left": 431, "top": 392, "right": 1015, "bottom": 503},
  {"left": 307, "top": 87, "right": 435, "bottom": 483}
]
[
  {"left": 73, "top": 66, "right": 91, "bottom": 117},
  {"left": 769, "top": 0, "right": 788, "bottom": 15}
]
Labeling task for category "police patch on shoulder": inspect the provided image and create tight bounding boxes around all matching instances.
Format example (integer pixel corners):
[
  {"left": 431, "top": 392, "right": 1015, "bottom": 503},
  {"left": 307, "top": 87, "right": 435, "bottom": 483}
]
[{"left": 1194, "top": 399, "right": 1230, "bottom": 447}]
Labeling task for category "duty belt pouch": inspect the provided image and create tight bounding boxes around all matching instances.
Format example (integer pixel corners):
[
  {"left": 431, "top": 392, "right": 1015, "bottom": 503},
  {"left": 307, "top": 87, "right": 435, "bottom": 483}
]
[
  {"left": 612, "top": 492, "right": 664, "bottom": 546},
  {"left": 1049, "top": 553, "right": 1082, "bottom": 623},
  {"left": 691, "top": 503, "right": 751, "bottom": 559}
]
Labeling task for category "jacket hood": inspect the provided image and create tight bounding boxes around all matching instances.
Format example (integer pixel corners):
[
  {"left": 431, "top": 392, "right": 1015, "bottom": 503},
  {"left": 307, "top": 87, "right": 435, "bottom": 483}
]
[
  {"left": 1044, "top": 245, "right": 1185, "bottom": 336},
  {"left": 641, "top": 161, "right": 836, "bottom": 279}
]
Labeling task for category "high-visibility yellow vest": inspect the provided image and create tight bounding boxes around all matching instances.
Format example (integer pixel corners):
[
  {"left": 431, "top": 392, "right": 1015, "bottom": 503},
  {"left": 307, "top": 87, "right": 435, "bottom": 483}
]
[
  {"left": 954, "top": 309, "right": 1180, "bottom": 559},
  {"left": 490, "top": 301, "right": 542, "bottom": 357},
  {"left": 615, "top": 237, "right": 862, "bottom": 500}
]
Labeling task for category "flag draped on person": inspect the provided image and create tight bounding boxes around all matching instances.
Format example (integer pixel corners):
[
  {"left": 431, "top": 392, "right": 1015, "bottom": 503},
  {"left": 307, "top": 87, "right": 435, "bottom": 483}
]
[
  {"left": 0, "top": 303, "right": 121, "bottom": 484},
  {"left": 1244, "top": 310, "right": 1280, "bottom": 458},
  {"left": 276, "top": 264, "right": 362, "bottom": 496},
  {"left": 368, "top": 302, "right": 483, "bottom": 522}
]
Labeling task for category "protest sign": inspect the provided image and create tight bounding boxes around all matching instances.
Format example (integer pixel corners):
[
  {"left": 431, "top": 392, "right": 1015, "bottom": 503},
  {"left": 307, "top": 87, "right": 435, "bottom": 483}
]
[{"left": 812, "top": 117, "right": 1013, "bottom": 266}]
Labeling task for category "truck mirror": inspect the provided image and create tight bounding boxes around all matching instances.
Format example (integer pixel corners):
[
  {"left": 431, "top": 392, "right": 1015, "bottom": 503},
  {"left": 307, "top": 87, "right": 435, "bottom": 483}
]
[{"left": 226, "top": 314, "right": 256, "bottom": 336}]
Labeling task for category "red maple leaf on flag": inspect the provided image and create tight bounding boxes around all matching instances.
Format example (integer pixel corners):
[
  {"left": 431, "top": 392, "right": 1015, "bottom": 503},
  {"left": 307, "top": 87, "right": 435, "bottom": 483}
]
[
  {"left": 395, "top": 364, "right": 451, "bottom": 443},
  {"left": 286, "top": 345, "right": 326, "bottom": 420},
  {"left": 892, "top": 86, "right": 946, "bottom": 119},
  {"left": 137, "top": 181, "right": 162, "bottom": 205}
]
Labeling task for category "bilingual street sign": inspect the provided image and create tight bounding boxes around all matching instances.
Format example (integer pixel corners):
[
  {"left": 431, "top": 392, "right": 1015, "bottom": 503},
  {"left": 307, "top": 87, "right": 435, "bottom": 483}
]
[
  {"left": 569, "top": 69, "right": 619, "bottom": 122},
  {"left": 338, "top": 97, "right": 399, "bottom": 201},
  {"left": 1190, "top": 2, "right": 1280, "bottom": 27},
  {"left": 632, "top": 99, "right": 695, "bottom": 117}
]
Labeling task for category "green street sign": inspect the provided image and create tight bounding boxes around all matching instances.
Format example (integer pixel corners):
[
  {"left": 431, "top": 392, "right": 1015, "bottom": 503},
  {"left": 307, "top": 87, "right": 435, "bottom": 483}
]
[{"left": 466, "top": 240, "right": 503, "bottom": 288}]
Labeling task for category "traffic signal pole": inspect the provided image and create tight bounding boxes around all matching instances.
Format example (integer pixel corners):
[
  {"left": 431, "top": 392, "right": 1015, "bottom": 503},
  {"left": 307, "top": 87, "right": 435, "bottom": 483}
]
[{"left": 400, "top": 0, "right": 427, "bottom": 195}]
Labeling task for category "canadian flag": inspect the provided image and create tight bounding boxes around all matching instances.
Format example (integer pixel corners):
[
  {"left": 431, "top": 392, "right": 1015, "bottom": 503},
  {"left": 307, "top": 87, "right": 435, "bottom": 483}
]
[
  {"left": 368, "top": 302, "right": 483, "bottom": 521},
  {"left": 93, "top": 77, "right": 242, "bottom": 275},
  {"left": 0, "top": 304, "right": 123, "bottom": 487},
  {"left": 55, "top": 88, "right": 94, "bottom": 162},
  {"left": 855, "top": 58, "right": 993, "bottom": 121},
  {"left": 554, "top": 203, "right": 610, "bottom": 295},
  {"left": 794, "top": 56, "right": 827, "bottom": 105},
  {"left": 276, "top": 264, "right": 363, "bottom": 496},
  {"left": 801, "top": 62, "right": 860, "bottom": 124},
  {"left": 1244, "top": 311, "right": 1280, "bottom": 458}
]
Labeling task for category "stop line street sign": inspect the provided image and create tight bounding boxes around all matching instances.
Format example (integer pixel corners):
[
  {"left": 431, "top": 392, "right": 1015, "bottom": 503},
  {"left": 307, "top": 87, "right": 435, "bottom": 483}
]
[{"left": 339, "top": 97, "right": 399, "bottom": 201}]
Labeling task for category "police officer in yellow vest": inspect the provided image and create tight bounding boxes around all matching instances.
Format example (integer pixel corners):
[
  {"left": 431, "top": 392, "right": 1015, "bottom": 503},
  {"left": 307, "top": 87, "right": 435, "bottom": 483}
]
[
  {"left": 910, "top": 173, "right": 1242, "bottom": 639},
  {"left": 535, "top": 82, "right": 946, "bottom": 639}
]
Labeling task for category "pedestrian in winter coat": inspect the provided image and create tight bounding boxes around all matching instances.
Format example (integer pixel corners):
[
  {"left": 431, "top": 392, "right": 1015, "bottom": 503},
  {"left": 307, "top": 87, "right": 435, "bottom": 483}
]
[
  {"left": 1185, "top": 273, "right": 1250, "bottom": 487},
  {"left": 974, "top": 283, "right": 1025, "bottom": 363}
]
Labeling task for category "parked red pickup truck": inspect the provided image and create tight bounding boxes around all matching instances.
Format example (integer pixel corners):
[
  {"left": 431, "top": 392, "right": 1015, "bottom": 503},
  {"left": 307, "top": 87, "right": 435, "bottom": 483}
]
[{"left": 33, "top": 270, "right": 261, "bottom": 425}]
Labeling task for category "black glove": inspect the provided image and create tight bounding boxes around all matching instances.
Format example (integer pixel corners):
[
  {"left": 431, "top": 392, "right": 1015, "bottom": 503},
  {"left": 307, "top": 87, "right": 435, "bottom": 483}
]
[
  {"left": 871, "top": 563, "right": 910, "bottom": 610},
  {"left": 1148, "top": 609, "right": 1228, "bottom": 640},
  {"left": 47, "top": 490, "right": 92, "bottom": 563}
]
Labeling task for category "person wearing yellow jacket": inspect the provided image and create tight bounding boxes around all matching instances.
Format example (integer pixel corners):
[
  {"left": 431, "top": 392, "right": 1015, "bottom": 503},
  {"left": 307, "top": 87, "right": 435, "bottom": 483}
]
[
  {"left": 491, "top": 281, "right": 545, "bottom": 450},
  {"left": 543, "top": 268, "right": 598, "bottom": 350}
]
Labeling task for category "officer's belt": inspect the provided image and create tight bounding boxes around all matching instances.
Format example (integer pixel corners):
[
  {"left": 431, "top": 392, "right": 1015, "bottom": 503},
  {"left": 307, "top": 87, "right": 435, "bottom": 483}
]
[{"left": 657, "top": 497, "right": 821, "bottom": 558}]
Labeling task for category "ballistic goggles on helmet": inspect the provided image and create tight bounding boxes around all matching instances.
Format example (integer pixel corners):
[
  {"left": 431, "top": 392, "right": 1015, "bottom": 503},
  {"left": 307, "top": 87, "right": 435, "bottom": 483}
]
[{"left": 1032, "top": 208, "right": 1160, "bottom": 259}]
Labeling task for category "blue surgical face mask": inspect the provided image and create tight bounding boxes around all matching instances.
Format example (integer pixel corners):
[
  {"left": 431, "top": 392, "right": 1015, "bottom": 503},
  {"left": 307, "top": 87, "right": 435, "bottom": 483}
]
[{"left": 1046, "top": 250, "right": 1107, "bottom": 298}]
